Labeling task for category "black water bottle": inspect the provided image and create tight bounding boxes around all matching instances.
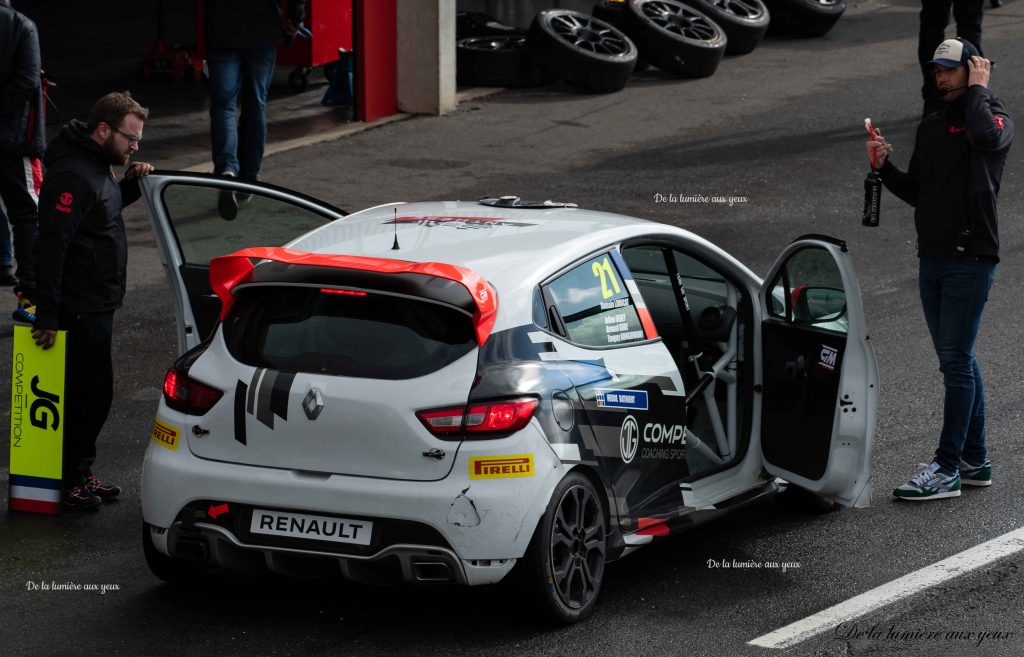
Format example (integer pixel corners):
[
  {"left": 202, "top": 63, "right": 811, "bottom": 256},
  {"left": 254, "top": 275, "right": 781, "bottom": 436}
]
[{"left": 862, "top": 170, "right": 881, "bottom": 227}]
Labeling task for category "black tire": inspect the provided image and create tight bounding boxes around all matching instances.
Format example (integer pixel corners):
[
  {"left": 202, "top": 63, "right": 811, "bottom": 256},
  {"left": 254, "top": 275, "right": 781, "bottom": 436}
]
[
  {"left": 520, "top": 472, "right": 608, "bottom": 623},
  {"left": 142, "top": 523, "right": 206, "bottom": 585},
  {"left": 287, "top": 67, "right": 310, "bottom": 93},
  {"left": 457, "top": 35, "right": 555, "bottom": 88},
  {"left": 763, "top": 0, "right": 846, "bottom": 37},
  {"left": 622, "top": 0, "right": 727, "bottom": 78},
  {"left": 526, "top": 10, "right": 637, "bottom": 94},
  {"left": 456, "top": 10, "right": 526, "bottom": 39},
  {"left": 592, "top": 0, "right": 628, "bottom": 24},
  {"left": 591, "top": 2, "right": 652, "bottom": 70},
  {"left": 684, "top": 0, "right": 769, "bottom": 55}
]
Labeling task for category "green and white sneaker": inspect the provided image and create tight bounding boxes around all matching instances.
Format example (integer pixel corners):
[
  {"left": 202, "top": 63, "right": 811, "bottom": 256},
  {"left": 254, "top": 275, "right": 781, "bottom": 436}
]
[
  {"left": 959, "top": 459, "right": 992, "bottom": 487},
  {"left": 893, "top": 462, "right": 961, "bottom": 501}
]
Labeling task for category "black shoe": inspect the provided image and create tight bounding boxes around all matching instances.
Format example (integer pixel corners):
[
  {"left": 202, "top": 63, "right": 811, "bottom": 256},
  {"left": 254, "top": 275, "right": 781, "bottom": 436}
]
[
  {"left": 63, "top": 485, "right": 102, "bottom": 510},
  {"left": 990, "top": 0, "right": 1003, "bottom": 7},
  {"left": 0, "top": 268, "right": 18, "bottom": 286},
  {"left": 218, "top": 188, "right": 238, "bottom": 220},
  {"left": 12, "top": 294, "right": 36, "bottom": 323},
  {"left": 84, "top": 474, "right": 121, "bottom": 502}
]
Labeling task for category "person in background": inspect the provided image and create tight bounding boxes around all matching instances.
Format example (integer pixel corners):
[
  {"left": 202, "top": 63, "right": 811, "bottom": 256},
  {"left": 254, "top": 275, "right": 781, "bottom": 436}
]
[
  {"left": 0, "top": 0, "right": 45, "bottom": 319},
  {"left": 918, "top": 0, "right": 985, "bottom": 115},
  {"left": 31, "top": 91, "right": 154, "bottom": 510},
  {"left": 0, "top": 204, "right": 18, "bottom": 285},
  {"left": 204, "top": 0, "right": 305, "bottom": 220}
]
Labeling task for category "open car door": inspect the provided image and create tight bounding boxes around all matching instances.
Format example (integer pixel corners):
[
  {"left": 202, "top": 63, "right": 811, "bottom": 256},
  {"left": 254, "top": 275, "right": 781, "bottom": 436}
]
[
  {"left": 139, "top": 172, "right": 346, "bottom": 354},
  {"left": 758, "top": 235, "right": 878, "bottom": 507}
]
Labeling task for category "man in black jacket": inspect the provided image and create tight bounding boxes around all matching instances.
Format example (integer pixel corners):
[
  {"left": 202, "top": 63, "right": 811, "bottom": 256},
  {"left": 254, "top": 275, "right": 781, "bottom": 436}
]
[
  {"left": 31, "top": 91, "right": 153, "bottom": 510},
  {"left": 867, "top": 38, "right": 1012, "bottom": 501},
  {"left": 205, "top": 0, "right": 305, "bottom": 219},
  {"left": 0, "top": 0, "right": 45, "bottom": 320}
]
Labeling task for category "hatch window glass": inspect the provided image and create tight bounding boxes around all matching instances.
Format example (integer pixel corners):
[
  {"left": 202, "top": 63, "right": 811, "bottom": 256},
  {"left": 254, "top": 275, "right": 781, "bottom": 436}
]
[{"left": 223, "top": 286, "right": 477, "bottom": 379}]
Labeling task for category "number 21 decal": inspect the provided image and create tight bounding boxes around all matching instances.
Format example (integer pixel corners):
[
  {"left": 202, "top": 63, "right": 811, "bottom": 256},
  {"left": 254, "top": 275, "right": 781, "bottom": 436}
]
[{"left": 592, "top": 257, "right": 622, "bottom": 299}]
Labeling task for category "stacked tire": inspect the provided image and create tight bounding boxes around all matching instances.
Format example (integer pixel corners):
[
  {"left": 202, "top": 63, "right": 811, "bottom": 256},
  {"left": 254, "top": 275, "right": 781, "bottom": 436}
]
[
  {"left": 456, "top": 35, "right": 555, "bottom": 88},
  {"left": 616, "top": 0, "right": 728, "bottom": 78},
  {"left": 763, "top": 0, "right": 847, "bottom": 37},
  {"left": 526, "top": 10, "right": 638, "bottom": 93},
  {"left": 685, "top": 0, "right": 770, "bottom": 55}
]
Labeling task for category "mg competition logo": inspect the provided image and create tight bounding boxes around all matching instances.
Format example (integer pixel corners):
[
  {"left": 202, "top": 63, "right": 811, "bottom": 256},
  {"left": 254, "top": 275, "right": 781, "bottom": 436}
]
[
  {"left": 620, "top": 415, "right": 639, "bottom": 463},
  {"left": 819, "top": 344, "right": 838, "bottom": 371},
  {"left": 619, "top": 415, "right": 686, "bottom": 463}
]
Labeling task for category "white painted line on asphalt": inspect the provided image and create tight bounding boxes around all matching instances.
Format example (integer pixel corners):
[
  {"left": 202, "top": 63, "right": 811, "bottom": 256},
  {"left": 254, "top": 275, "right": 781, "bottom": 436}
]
[{"left": 748, "top": 526, "right": 1024, "bottom": 650}]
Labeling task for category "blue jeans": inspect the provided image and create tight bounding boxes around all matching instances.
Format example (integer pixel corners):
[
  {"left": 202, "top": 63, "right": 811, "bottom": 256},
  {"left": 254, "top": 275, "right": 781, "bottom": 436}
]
[
  {"left": 918, "top": 256, "right": 995, "bottom": 474},
  {"left": 208, "top": 47, "right": 277, "bottom": 181},
  {"left": 0, "top": 204, "right": 12, "bottom": 267}
]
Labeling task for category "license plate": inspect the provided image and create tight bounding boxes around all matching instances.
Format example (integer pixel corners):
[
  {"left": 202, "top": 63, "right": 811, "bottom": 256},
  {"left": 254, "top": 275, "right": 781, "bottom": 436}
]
[{"left": 249, "top": 509, "right": 372, "bottom": 546}]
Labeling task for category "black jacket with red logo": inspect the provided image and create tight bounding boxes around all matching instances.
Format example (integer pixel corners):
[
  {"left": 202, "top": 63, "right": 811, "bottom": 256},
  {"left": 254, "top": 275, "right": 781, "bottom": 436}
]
[
  {"left": 0, "top": 4, "right": 45, "bottom": 157},
  {"left": 33, "top": 120, "right": 140, "bottom": 330},
  {"left": 879, "top": 86, "right": 1013, "bottom": 260},
  {"left": 204, "top": 0, "right": 306, "bottom": 50}
]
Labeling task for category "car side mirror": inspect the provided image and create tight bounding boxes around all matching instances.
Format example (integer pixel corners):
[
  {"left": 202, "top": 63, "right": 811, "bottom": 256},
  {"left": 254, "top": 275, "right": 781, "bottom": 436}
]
[{"left": 792, "top": 286, "right": 846, "bottom": 324}]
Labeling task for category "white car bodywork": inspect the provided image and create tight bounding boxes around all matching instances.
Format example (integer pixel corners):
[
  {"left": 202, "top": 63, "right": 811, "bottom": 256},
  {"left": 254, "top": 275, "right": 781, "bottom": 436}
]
[{"left": 138, "top": 174, "right": 877, "bottom": 608}]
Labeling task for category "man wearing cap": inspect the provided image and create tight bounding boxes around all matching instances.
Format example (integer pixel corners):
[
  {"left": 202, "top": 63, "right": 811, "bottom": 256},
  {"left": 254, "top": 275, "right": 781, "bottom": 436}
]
[{"left": 865, "top": 38, "right": 1012, "bottom": 501}]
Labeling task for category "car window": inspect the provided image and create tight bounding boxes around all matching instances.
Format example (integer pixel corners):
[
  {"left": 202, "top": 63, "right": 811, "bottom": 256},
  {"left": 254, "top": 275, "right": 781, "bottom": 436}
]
[
  {"left": 161, "top": 183, "right": 331, "bottom": 265},
  {"left": 767, "top": 247, "right": 847, "bottom": 334},
  {"left": 222, "top": 286, "right": 477, "bottom": 379},
  {"left": 622, "top": 246, "right": 730, "bottom": 329},
  {"left": 543, "top": 253, "right": 645, "bottom": 347}
]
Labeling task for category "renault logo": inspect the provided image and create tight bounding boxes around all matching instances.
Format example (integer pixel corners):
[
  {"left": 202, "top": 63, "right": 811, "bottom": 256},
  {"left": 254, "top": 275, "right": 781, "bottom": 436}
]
[
  {"left": 303, "top": 388, "right": 325, "bottom": 421},
  {"left": 620, "top": 415, "right": 639, "bottom": 464}
]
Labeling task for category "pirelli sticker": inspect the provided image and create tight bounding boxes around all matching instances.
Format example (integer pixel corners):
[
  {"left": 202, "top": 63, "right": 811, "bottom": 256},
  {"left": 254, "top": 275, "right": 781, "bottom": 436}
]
[
  {"left": 469, "top": 454, "right": 534, "bottom": 480},
  {"left": 151, "top": 420, "right": 181, "bottom": 451}
]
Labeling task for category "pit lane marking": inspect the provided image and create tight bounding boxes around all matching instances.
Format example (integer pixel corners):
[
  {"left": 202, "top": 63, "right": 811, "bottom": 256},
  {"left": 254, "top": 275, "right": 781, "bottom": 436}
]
[{"left": 748, "top": 526, "right": 1024, "bottom": 650}]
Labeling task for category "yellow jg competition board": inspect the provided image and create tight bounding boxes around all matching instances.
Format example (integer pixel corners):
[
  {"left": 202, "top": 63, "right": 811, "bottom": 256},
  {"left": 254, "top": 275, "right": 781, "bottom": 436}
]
[{"left": 9, "top": 325, "right": 66, "bottom": 514}]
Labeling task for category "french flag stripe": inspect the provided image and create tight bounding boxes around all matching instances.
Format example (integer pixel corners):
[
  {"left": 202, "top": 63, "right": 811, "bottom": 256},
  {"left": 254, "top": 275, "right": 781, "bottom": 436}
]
[
  {"left": 10, "top": 474, "right": 62, "bottom": 490},
  {"left": 11, "top": 484, "right": 62, "bottom": 503},
  {"left": 10, "top": 498, "right": 60, "bottom": 514},
  {"left": 9, "top": 472, "right": 62, "bottom": 489}
]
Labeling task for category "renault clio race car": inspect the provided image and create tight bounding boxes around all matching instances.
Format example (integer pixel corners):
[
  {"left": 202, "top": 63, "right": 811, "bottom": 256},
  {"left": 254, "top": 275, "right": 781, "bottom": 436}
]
[{"left": 139, "top": 173, "right": 877, "bottom": 623}]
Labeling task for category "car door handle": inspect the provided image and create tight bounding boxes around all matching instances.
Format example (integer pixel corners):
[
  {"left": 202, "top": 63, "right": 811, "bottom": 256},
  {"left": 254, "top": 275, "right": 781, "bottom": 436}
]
[{"left": 784, "top": 355, "right": 806, "bottom": 379}]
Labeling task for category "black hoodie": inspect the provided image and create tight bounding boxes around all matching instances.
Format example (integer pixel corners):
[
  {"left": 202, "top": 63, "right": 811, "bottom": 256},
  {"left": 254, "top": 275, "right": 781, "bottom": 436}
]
[
  {"left": 204, "top": 0, "right": 306, "bottom": 50},
  {"left": 34, "top": 119, "right": 141, "bottom": 330},
  {"left": 879, "top": 85, "right": 1013, "bottom": 261}
]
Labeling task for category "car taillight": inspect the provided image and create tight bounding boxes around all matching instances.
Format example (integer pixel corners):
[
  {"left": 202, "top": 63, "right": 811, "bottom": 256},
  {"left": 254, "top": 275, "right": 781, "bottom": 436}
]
[
  {"left": 162, "top": 368, "right": 223, "bottom": 415},
  {"left": 417, "top": 398, "right": 539, "bottom": 438}
]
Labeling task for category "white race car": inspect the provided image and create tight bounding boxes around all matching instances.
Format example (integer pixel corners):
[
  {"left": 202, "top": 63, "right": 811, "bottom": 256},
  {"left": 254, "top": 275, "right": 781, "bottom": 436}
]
[{"left": 139, "top": 174, "right": 877, "bottom": 622}]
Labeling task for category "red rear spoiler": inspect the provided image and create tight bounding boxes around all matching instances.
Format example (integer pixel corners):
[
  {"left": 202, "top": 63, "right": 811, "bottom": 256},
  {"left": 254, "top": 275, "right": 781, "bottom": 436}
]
[{"left": 209, "top": 247, "right": 498, "bottom": 346}]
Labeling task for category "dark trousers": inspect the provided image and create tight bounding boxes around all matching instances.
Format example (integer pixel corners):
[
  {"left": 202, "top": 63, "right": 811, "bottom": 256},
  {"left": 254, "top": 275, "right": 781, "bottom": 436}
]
[
  {"left": 919, "top": 0, "right": 983, "bottom": 111},
  {"left": 0, "top": 154, "right": 40, "bottom": 296},
  {"left": 60, "top": 310, "right": 115, "bottom": 487},
  {"left": 918, "top": 257, "right": 995, "bottom": 474}
]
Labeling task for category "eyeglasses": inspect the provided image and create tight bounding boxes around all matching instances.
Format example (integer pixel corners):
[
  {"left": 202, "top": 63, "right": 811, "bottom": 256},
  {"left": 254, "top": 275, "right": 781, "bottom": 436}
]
[{"left": 110, "top": 126, "right": 142, "bottom": 145}]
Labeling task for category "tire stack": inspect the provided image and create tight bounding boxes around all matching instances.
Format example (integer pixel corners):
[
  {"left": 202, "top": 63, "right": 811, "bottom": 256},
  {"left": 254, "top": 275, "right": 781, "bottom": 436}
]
[
  {"left": 455, "top": 0, "right": 846, "bottom": 93},
  {"left": 456, "top": 35, "right": 556, "bottom": 88},
  {"left": 526, "top": 10, "right": 638, "bottom": 93}
]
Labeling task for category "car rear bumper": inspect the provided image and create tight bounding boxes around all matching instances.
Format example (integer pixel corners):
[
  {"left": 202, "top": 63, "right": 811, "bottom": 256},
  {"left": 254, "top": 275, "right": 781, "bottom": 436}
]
[{"left": 142, "top": 415, "right": 565, "bottom": 584}]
